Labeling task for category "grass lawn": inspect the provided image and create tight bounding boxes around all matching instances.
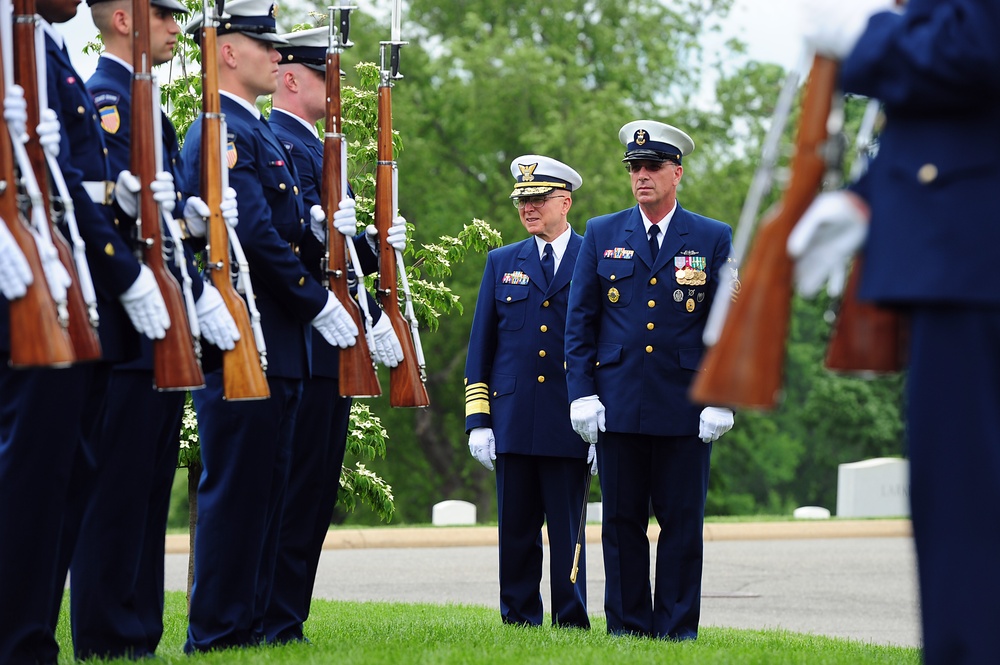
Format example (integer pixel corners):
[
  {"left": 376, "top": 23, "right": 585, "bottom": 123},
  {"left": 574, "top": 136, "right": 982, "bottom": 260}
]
[{"left": 55, "top": 592, "right": 921, "bottom": 664}]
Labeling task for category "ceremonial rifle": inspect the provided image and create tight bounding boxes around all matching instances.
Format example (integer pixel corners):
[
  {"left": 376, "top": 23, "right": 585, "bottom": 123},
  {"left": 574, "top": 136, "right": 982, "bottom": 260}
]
[
  {"left": 690, "top": 54, "right": 841, "bottom": 408},
  {"left": 374, "top": 0, "right": 429, "bottom": 408},
  {"left": 323, "top": 4, "right": 380, "bottom": 398},
  {"left": 132, "top": 0, "right": 204, "bottom": 390},
  {"left": 822, "top": 98, "right": 907, "bottom": 374},
  {"left": 13, "top": 0, "right": 102, "bottom": 362},
  {"left": 0, "top": 0, "right": 73, "bottom": 367},
  {"left": 200, "top": 0, "right": 269, "bottom": 400}
]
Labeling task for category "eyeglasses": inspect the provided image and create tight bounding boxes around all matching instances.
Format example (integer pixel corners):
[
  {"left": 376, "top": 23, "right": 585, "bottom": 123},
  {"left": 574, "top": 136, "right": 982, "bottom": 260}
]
[
  {"left": 513, "top": 195, "right": 567, "bottom": 209},
  {"left": 624, "top": 161, "right": 676, "bottom": 174}
]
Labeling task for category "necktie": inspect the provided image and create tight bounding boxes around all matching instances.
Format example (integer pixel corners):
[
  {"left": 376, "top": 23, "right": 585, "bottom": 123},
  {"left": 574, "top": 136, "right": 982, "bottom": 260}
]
[
  {"left": 649, "top": 224, "right": 660, "bottom": 262},
  {"left": 541, "top": 243, "right": 554, "bottom": 285}
]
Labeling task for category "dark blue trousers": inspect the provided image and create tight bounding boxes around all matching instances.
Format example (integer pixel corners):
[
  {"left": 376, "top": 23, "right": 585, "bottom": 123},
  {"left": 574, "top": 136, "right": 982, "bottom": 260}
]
[
  {"left": 185, "top": 371, "right": 302, "bottom": 653},
  {"left": 264, "top": 376, "right": 351, "bottom": 643},
  {"left": 70, "top": 369, "right": 184, "bottom": 659},
  {"left": 0, "top": 361, "right": 91, "bottom": 665},
  {"left": 495, "top": 453, "right": 590, "bottom": 629},
  {"left": 907, "top": 306, "right": 1000, "bottom": 665},
  {"left": 597, "top": 431, "right": 711, "bottom": 640}
]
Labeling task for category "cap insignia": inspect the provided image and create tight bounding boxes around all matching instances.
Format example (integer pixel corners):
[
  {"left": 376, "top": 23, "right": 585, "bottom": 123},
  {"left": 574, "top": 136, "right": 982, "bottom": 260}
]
[
  {"left": 635, "top": 129, "right": 647, "bottom": 146},
  {"left": 518, "top": 162, "right": 538, "bottom": 182}
]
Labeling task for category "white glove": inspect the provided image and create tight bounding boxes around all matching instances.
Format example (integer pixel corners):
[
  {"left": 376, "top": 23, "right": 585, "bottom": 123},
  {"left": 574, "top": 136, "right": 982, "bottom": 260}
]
[
  {"left": 699, "top": 406, "right": 734, "bottom": 443},
  {"left": 309, "top": 204, "right": 327, "bottom": 243},
  {"left": 387, "top": 215, "right": 407, "bottom": 252},
  {"left": 787, "top": 190, "right": 869, "bottom": 298},
  {"left": 332, "top": 197, "right": 358, "bottom": 237},
  {"left": 37, "top": 108, "right": 62, "bottom": 159},
  {"left": 35, "top": 233, "right": 71, "bottom": 304},
  {"left": 370, "top": 313, "right": 403, "bottom": 368},
  {"left": 3, "top": 84, "right": 27, "bottom": 139},
  {"left": 119, "top": 264, "right": 170, "bottom": 340},
  {"left": 570, "top": 395, "right": 606, "bottom": 445},
  {"left": 587, "top": 443, "right": 598, "bottom": 476},
  {"left": 311, "top": 292, "right": 358, "bottom": 349},
  {"left": 182, "top": 187, "right": 238, "bottom": 238},
  {"left": 800, "top": 0, "right": 897, "bottom": 59},
  {"left": 364, "top": 215, "right": 408, "bottom": 253},
  {"left": 113, "top": 170, "right": 176, "bottom": 218},
  {"left": 195, "top": 283, "right": 240, "bottom": 351},
  {"left": 468, "top": 427, "right": 496, "bottom": 471},
  {"left": 0, "top": 220, "right": 33, "bottom": 300}
]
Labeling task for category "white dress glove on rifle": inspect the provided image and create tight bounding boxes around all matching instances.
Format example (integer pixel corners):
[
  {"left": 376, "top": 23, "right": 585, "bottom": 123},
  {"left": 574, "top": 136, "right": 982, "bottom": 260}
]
[
  {"left": 570, "top": 395, "right": 606, "bottom": 445},
  {"left": 468, "top": 427, "right": 496, "bottom": 471},
  {"left": 195, "top": 283, "right": 240, "bottom": 351},
  {"left": 3, "top": 84, "right": 27, "bottom": 139},
  {"left": 587, "top": 443, "right": 598, "bottom": 476},
  {"left": 0, "top": 220, "right": 33, "bottom": 300},
  {"left": 332, "top": 197, "right": 358, "bottom": 237},
  {"left": 800, "top": 0, "right": 898, "bottom": 59},
  {"left": 182, "top": 187, "right": 238, "bottom": 238},
  {"left": 119, "top": 264, "right": 170, "bottom": 340},
  {"left": 370, "top": 313, "right": 404, "bottom": 367},
  {"left": 364, "top": 215, "right": 407, "bottom": 253},
  {"left": 37, "top": 109, "right": 62, "bottom": 159},
  {"left": 309, "top": 205, "right": 327, "bottom": 243},
  {"left": 787, "top": 190, "right": 869, "bottom": 298},
  {"left": 699, "top": 406, "right": 734, "bottom": 443},
  {"left": 35, "top": 233, "right": 71, "bottom": 304},
  {"left": 311, "top": 292, "right": 358, "bottom": 349},
  {"left": 113, "top": 170, "right": 176, "bottom": 218}
]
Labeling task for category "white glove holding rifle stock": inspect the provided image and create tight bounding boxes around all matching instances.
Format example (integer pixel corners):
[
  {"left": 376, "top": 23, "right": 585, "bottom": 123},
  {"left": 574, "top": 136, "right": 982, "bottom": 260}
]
[
  {"left": 0, "top": 220, "right": 33, "bottom": 300},
  {"left": 182, "top": 187, "right": 239, "bottom": 238}
]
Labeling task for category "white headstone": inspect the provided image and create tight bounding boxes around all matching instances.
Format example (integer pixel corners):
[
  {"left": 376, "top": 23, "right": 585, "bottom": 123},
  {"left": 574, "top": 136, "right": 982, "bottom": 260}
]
[
  {"left": 432, "top": 499, "right": 477, "bottom": 526},
  {"left": 586, "top": 502, "right": 602, "bottom": 523},
  {"left": 836, "top": 457, "right": 910, "bottom": 518},
  {"left": 793, "top": 505, "right": 831, "bottom": 519}
]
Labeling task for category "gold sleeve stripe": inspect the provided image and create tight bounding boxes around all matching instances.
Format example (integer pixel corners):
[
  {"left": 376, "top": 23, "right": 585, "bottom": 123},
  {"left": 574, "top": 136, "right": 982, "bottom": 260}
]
[{"left": 465, "top": 382, "right": 490, "bottom": 417}]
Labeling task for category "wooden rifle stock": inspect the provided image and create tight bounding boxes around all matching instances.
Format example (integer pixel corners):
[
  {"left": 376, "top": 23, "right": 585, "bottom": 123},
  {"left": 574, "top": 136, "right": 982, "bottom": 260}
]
[
  {"left": 324, "top": 21, "right": 380, "bottom": 398},
  {"left": 132, "top": 0, "right": 203, "bottom": 390},
  {"left": 13, "top": 0, "right": 101, "bottom": 362},
  {"left": 691, "top": 55, "right": 839, "bottom": 409},
  {"left": 375, "top": 71, "right": 428, "bottom": 408},
  {"left": 200, "top": 5, "right": 269, "bottom": 400},
  {"left": 0, "top": 30, "right": 73, "bottom": 367},
  {"left": 824, "top": 257, "right": 907, "bottom": 373}
]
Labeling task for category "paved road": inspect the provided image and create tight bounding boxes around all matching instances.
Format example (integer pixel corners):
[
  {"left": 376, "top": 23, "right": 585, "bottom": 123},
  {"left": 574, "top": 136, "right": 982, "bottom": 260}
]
[{"left": 164, "top": 533, "right": 920, "bottom": 648}]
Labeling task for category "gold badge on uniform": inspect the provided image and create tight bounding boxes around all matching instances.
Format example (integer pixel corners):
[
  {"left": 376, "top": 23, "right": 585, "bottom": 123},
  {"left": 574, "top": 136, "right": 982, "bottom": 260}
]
[
  {"left": 608, "top": 287, "right": 620, "bottom": 303},
  {"left": 686, "top": 298, "right": 695, "bottom": 312}
]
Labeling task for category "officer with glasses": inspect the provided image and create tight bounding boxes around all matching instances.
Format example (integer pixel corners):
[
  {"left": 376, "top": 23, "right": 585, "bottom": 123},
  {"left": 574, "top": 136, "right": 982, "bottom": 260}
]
[
  {"left": 565, "top": 120, "right": 736, "bottom": 640},
  {"left": 464, "top": 154, "right": 592, "bottom": 629}
]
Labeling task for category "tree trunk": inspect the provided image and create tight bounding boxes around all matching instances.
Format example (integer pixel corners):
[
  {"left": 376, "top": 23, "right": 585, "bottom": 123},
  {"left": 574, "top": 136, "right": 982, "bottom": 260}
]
[{"left": 186, "top": 460, "right": 200, "bottom": 609}]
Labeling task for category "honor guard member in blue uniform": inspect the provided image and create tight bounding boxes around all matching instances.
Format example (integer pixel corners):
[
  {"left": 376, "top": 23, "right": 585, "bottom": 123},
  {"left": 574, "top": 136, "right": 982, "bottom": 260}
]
[
  {"left": 791, "top": 2, "right": 1000, "bottom": 662},
  {"left": 0, "top": 92, "right": 76, "bottom": 665},
  {"left": 465, "top": 155, "right": 592, "bottom": 629},
  {"left": 262, "top": 26, "right": 405, "bottom": 644},
  {"left": 68, "top": 0, "right": 241, "bottom": 660},
  {"left": 179, "top": 0, "right": 361, "bottom": 652},
  {"left": 0, "top": 1, "right": 173, "bottom": 663},
  {"left": 565, "top": 121, "right": 736, "bottom": 640}
]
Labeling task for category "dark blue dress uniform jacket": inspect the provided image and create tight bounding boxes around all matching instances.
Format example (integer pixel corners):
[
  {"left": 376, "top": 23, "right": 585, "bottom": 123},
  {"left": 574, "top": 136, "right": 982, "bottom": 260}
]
[
  {"left": 45, "top": 33, "right": 142, "bottom": 364},
  {"left": 565, "top": 203, "right": 732, "bottom": 436},
  {"left": 86, "top": 55, "right": 205, "bottom": 371},
  {"left": 844, "top": 0, "right": 1000, "bottom": 307},
  {"left": 465, "top": 231, "right": 588, "bottom": 459},
  {"left": 268, "top": 109, "right": 378, "bottom": 379},
  {"left": 181, "top": 96, "right": 329, "bottom": 378}
]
